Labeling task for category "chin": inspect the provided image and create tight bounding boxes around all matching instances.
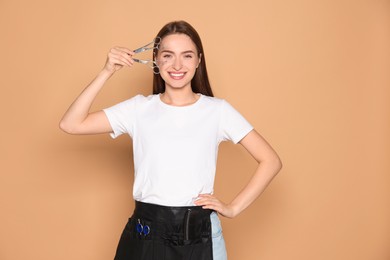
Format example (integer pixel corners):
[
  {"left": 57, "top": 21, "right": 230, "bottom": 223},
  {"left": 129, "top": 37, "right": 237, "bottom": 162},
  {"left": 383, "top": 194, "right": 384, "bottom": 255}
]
[
  {"left": 161, "top": 76, "right": 193, "bottom": 90},
  {"left": 166, "top": 83, "right": 191, "bottom": 90}
]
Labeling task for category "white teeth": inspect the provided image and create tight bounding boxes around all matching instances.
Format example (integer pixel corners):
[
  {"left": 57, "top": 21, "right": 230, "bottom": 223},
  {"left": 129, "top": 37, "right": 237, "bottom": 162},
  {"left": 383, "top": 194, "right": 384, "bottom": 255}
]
[{"left": 170, "top": 73, "right": 184, "bottom": 77}]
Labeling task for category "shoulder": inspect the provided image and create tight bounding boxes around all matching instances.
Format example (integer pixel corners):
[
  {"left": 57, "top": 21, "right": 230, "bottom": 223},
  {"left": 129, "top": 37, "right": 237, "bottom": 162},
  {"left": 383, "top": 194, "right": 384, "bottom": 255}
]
[
  {"left": 200, "top": 95, "right": 226, "bottom": 107},
  {"left": 132, "top": 94, "right": 157, "bottom": 102},
  {"left": 200, "top": 95, "right": 236, "bottom": 113},
  {"left": 120, "top": 94, "right": 158, "bottom": 105},
  {"left": 105, "top": 94, "right": 158, "bottom": 113}
]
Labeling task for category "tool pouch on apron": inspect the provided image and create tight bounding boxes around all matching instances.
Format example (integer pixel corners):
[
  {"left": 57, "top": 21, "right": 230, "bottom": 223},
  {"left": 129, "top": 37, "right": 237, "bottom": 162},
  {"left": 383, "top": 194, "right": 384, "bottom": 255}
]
[{"left": 114, "top": 201, "right": 214, "bottom": 260}]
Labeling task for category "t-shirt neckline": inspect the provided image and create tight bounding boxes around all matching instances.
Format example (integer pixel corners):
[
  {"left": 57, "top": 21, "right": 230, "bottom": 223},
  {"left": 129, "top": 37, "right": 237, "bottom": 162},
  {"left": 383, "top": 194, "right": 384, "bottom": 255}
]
[{"left": 157, "top": 93, "right": 203, "bottom": 109}]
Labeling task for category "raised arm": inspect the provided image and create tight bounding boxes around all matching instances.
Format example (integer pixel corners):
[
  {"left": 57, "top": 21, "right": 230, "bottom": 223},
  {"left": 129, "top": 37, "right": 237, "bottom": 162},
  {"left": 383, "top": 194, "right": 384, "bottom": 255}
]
[
  {"left": 59, "top": 47, "right": 135, "bottom": 135},
  {"left": 195, "top": 129, "right": 282, "bottom": 218}
]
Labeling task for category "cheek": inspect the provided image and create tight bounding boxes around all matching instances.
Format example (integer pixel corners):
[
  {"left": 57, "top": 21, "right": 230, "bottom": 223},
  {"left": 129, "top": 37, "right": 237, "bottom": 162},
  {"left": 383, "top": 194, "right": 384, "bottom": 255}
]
[
  {"left": 158, "top": 70, "right": 169, "bottom": 82},
  {"left": 156, "top": 58, "right": 168, "bottom": 68}
]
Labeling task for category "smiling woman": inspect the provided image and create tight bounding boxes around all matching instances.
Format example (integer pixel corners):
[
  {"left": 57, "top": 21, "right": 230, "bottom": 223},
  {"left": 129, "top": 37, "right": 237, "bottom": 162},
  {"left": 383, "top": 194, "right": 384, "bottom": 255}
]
[
  {"left": 59, "top": 20, "right": 282, "bottom": 260},
  {"left": 156, "top": 34, "right": 201, "bottom": 96},
  {"left": 152, "top": 21, "right": 213, "bottom": 97}
]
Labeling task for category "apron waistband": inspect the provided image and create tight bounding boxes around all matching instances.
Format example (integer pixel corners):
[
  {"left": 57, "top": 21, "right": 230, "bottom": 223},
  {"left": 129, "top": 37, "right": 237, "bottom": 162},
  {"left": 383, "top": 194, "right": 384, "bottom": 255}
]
[{"left": 133, "top": 201, "right": 213, "bottom": 244}]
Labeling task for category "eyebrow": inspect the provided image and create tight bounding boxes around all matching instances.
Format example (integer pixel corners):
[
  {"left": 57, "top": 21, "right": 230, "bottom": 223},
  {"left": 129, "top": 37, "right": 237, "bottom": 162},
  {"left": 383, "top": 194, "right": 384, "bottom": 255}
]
[{"left": 159, "top": 50, "right": 196, "bottom": 54}]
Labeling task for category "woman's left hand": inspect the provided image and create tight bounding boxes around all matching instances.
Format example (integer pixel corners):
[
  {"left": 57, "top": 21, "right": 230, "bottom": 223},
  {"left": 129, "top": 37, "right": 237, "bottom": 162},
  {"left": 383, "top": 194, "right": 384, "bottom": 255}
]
[{"left": 194, "top": 194, "right": 236, "bottom": 218}]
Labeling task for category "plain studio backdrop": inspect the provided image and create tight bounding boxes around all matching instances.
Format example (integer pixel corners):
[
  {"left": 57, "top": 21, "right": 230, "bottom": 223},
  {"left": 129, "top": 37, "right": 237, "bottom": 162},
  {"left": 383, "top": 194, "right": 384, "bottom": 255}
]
[{"left": 0, "top": 0, "right": 389, "bottom": 259}]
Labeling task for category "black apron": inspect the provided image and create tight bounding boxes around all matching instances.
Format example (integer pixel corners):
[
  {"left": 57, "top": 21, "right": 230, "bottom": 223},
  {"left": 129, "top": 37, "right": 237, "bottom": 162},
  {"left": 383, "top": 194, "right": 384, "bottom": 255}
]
[{"left": 114, "top": 201, "right": 214, "bottom": 260}]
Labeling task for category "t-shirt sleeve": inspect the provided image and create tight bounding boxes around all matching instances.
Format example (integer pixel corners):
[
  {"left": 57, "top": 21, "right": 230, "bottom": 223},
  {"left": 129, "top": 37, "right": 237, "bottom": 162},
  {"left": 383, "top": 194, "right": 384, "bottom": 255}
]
[
  {"left": 103, "top": 95, "right": 139, "bottom": 139},
  {"left": 219, "top": 100, "right": 254, "bottom": 144}
]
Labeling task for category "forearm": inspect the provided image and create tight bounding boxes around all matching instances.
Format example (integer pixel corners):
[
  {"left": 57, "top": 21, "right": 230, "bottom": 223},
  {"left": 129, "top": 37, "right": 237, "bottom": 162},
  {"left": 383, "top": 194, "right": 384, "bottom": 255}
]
[
  {"left": 60, "top": 69, "right": 112, "bottom": 131},
  {"left": 229, "top": 158, "right": 282, "bottom": 217}
]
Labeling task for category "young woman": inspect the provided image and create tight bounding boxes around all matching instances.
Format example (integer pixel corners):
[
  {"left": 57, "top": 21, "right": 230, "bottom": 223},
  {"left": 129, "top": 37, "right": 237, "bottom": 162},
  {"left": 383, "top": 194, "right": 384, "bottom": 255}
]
[{"left": 60, "top": 21, "right": 282, "bottom": 260}]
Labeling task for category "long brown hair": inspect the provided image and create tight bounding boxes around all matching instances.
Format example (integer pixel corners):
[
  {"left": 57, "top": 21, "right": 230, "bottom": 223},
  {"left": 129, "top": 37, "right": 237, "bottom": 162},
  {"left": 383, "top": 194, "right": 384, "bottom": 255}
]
[{"left": 153, "top": 21, "right": 214, "bottom": 97}]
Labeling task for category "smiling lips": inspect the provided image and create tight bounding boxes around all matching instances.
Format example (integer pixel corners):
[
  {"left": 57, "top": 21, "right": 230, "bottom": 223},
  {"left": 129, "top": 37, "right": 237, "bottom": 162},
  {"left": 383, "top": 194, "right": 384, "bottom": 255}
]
[{"left": 168, "top": 72, "right": 186, "bottom": 80}]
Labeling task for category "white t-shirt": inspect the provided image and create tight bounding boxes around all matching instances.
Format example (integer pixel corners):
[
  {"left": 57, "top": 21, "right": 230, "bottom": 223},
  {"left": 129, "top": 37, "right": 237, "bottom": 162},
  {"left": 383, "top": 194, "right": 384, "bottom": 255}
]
[{"left": 103, "top": 94, "right": 253, "bottom": 206}]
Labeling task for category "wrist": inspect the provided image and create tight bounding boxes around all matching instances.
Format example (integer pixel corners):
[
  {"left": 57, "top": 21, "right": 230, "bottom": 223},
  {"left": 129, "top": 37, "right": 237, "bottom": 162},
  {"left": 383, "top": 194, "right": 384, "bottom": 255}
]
[
  {"left": 227, "top": 203, "right": 240, "bottom": 218},
  {"left": 99, "top": 68, "right": 115, "bottom": 79}
]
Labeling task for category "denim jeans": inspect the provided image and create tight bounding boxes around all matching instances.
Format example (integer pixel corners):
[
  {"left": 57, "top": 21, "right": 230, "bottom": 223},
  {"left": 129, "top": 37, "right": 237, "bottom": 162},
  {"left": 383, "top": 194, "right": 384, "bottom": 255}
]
[{"left": 211, "top": 212, "right": 228, "bottom": 260}]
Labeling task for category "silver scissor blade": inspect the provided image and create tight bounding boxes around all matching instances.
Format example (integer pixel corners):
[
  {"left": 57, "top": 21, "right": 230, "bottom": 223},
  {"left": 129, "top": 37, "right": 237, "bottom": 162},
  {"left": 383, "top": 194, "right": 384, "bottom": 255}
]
[
  {"left": 133, "top": 47, "right": 147, "bottom": 53},
  {"left": 133, "top": 58, "right": 150, "bottom": 64},
  {"left": 133, "top": 42, "right": 154, "bottom": 53}
]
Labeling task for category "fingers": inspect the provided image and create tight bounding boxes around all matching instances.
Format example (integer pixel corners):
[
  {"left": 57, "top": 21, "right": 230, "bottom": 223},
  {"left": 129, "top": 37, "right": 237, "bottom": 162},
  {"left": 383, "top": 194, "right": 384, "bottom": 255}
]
[
  {"left": 103, "top": 46, "right": 136, "bottom": 73},
  {"left": 194, "top": 194, "right": 235, "bottom": 218},
  {"left": 195, "top": 194, "right": 223, "bottom": 210},
  {"left": 110, "top": 46, "right": 135, "bottom": 59},
  {"left": 108, "top": 47, "right": 134, "bottom": 67},
  {"left": 115, "top": 46, "right": 135, "bottom": 56}
]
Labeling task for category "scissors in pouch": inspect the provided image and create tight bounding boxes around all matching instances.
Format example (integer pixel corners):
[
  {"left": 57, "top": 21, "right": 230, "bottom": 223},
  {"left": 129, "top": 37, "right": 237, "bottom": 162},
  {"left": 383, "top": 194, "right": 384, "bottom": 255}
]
[{"left": 132, "top": 37, "right": 161, "bottom": 74}]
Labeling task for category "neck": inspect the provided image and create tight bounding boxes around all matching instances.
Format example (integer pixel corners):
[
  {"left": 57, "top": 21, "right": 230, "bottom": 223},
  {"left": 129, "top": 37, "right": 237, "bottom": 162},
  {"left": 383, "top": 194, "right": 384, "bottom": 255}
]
[{"left": 160, "top": 88, "right": 200, "bottom": 106}]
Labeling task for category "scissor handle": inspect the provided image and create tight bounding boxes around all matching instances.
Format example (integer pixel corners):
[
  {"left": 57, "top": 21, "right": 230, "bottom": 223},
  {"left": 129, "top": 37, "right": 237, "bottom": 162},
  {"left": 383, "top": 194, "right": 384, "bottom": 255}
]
[{"left": 153, "top": 36, "right": 161, "bottom": 46}]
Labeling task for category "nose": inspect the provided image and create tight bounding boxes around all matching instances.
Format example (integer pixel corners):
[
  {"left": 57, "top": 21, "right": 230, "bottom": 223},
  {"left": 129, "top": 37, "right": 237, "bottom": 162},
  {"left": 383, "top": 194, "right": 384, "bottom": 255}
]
[{"left": 172, "top": 57, "right": 183, "bottom": 70}]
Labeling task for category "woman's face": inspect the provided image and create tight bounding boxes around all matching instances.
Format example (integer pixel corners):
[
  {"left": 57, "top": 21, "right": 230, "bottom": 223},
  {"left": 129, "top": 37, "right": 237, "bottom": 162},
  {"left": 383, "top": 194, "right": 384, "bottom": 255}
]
[{"left": 156, "top": 33, "right": 201, "bottom": 91}]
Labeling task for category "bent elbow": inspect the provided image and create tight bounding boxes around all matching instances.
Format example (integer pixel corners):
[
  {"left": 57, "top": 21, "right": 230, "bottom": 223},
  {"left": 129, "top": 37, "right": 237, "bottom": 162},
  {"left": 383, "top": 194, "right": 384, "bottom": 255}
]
[
  {"left": 275, "top": 157, "right": 283, "bottom": 173},
  {"left": 59, "top": 120, "right": 77, "bottom": 134},
  {"left": 267, "top": 154, "right": 283, "bottom": 175},
  {"left": 271, "top": 151, "right": 283, "bottom": 170}
]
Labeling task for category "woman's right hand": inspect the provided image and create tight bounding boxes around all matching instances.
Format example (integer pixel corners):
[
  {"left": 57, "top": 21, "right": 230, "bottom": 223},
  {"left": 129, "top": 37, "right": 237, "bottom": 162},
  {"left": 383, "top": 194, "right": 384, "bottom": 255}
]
[
  {"left": 103, "top": 47, "right": 135, "bottom": 74},
  {"left": 60, "top": 46, "right": 136, "bottom": 135}
]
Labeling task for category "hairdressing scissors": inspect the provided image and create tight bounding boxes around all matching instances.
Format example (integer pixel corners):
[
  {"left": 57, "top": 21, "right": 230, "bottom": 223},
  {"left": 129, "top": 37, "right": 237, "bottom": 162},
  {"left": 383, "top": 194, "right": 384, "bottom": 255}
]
[{"left": 132, "top": 37, "right": 161, "bottom": 74}]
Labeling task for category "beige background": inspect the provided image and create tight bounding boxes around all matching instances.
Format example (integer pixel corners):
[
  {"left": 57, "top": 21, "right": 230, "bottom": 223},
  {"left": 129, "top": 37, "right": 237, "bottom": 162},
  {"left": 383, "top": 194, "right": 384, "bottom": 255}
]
[{"left": 1, "top": 0, "right": 389, "bottom": 259}]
